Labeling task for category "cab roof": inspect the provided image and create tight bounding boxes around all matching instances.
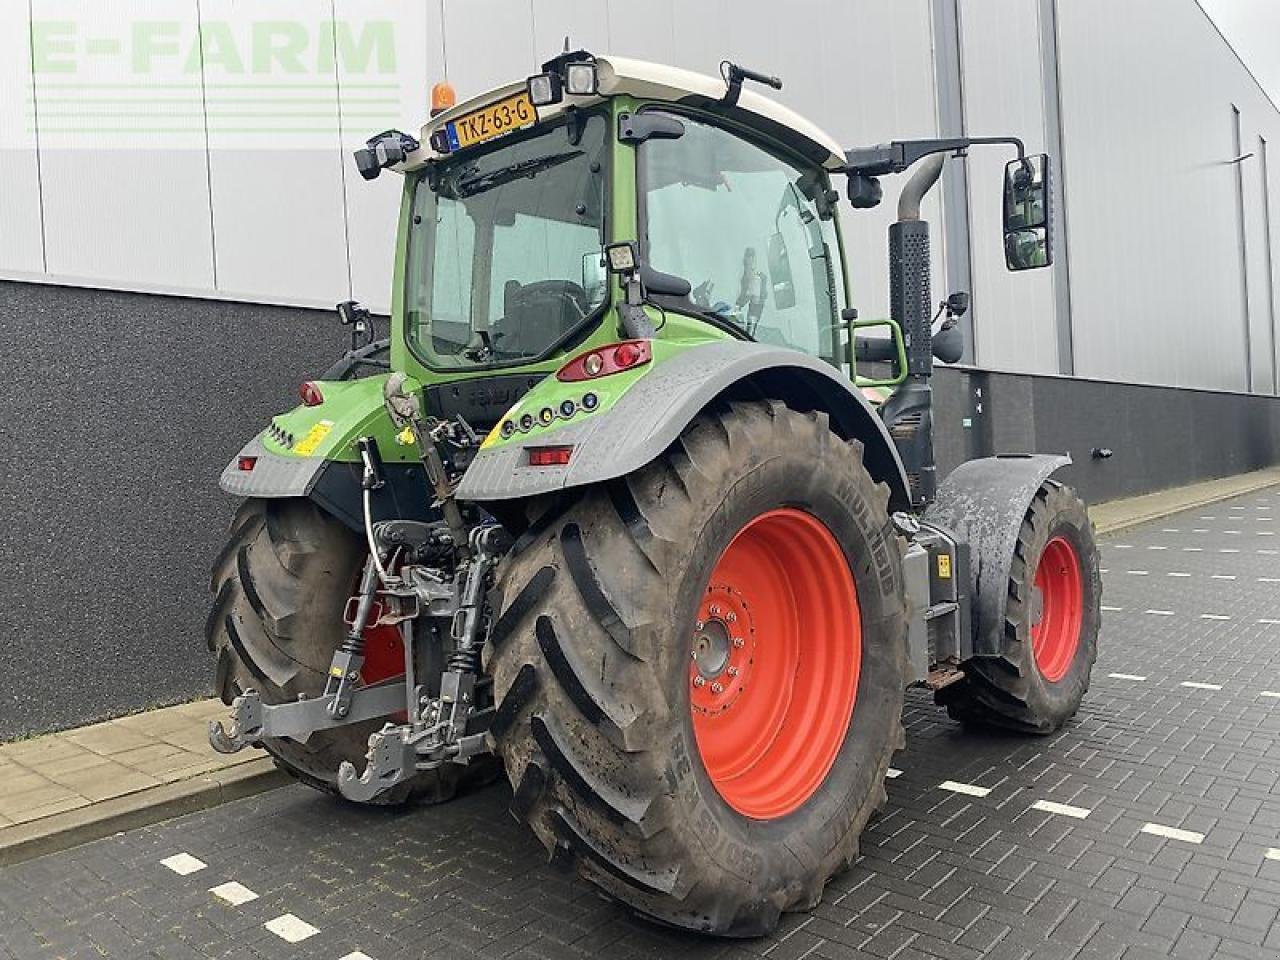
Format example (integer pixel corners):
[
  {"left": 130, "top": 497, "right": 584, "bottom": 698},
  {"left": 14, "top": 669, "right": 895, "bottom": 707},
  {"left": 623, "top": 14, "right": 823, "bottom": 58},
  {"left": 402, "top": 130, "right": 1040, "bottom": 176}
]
[{"left": 414, "top": 53, "right": 846, "bottom": 171}]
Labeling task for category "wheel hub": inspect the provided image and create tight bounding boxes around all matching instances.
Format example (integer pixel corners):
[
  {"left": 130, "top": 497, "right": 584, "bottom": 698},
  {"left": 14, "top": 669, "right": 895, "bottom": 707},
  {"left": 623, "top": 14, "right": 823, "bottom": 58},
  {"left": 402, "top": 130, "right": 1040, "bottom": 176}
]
[{"left": 690, "top": 585, "right": 755, "bottom": 716}]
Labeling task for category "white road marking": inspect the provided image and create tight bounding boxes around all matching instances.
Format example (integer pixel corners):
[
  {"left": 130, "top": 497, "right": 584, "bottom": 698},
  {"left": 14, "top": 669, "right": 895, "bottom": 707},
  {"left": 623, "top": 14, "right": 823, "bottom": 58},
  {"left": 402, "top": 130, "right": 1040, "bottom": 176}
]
[
  {"left": 1181, "top": 681, "right": 1223, "bottom": 690},
  {"left": 1100, "top": 568, "right": 1109, "bottom": 574},
  {"left": 1031, "top": 800, "right": 1092, "bottom": 819},
  {"left": 1220, "top": 549, "right": 1241, "bottom": 554},
  {"left": 1259, "top": 619, "right": 1280, "bottom": 625},
  {"left": 1193, "top": 528, "right": 1209, "bottom": 533},
  {"left": 210, "top": 881, "right": 258, "bottom": 906},
  {"left": 1200, "top": 516, "right": 1216, "bottom": 520},
  {"left": 1147, "top": 546, "right": 1168, "bottom": 550},
  {"left": 1211, "top": 575, "right": 1237, "bottom": 581},
  {"left": 265, "top": 915, "right": 320, "bottom": 943},
  {"left": 1141, "top": 823, "right": 1205, "bottom": 844},
  {"left": 1199, "top": 614, "right": 1231, "bottom": 620},
  {"left": 1113, "top": 544, "right": 1133, "bottom": 549},
  {"left": 1162, "top": 528, "right": 1181, "bottom": 533},
  {"left": 1224, "top": 530, "right": 1241, "bottom": 535},
  {"left": 886, "top": 767, "right": 902, "bottom": 779},
  {"left": 1259, "top": 691, "right": 1280, "bottom": 698},
  {"left": 1260, "top": 550, "right": 1280, "bottom": 555},
  {"left": 1101, "top": 605, "right": 1124, "bottom": 612},
  {"left": 160, "top": 854, "right": 206, "bottom": 876},
  {"left": 1260, "top": 531, "right": 1276, "bottom": 536},
  {"left": 1127, "top": 570, "right": 1150, "bottom": 576},
  {"left": 1183, "top": 547, "right": 1204, "bottom": 552},
  {"left": 340, "top": 954, "right": 376, "bottom": 960},
  {"left": 1267, "top": 849, "right": 1280, "bottom": 861},
  {"left": 1144, "top": 610, "right": 1175, "bottom": 616},
  {"left": 1168, "top": 572, "right": 1191, "bottom": 578},
  {"left": 1258, "top": 578, "right": 1280, "bottom": 583},
  {"left": 1108, "top": 673, "right": 1147, "bottom": 681},
  {"left": 939, "top": 780, "right": 991, "bottom": 798}
]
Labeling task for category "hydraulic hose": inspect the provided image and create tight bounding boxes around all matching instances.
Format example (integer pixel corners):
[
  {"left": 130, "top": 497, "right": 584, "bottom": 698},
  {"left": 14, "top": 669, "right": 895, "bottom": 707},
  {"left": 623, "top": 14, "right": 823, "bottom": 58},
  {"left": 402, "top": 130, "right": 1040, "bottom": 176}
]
[{"left": 897, "top": 153, "right": 946, "bottom": 222}]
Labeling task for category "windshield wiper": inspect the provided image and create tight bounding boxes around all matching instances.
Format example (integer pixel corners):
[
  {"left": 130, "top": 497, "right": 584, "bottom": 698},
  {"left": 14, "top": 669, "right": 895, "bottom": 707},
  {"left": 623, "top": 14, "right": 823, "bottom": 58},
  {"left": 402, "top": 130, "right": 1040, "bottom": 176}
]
[{"left": 450, "top": 150, "right": 583, "bottom": 198}]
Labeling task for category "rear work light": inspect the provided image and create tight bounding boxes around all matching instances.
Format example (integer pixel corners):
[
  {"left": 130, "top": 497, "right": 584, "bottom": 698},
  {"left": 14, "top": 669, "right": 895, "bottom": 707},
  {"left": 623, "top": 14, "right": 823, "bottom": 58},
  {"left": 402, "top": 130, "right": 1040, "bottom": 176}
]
[
  {"left": 527, "top": 445, "right": 574, "bottom": 467},
  {"left": 556, "top": 340, "right": 652, "bottom": 382},
  {"left": 237, "top": 455, "right": 258, "bottom": 472},
  {"left": 299, "top": 381, "right": 325, "bottom": 407}
]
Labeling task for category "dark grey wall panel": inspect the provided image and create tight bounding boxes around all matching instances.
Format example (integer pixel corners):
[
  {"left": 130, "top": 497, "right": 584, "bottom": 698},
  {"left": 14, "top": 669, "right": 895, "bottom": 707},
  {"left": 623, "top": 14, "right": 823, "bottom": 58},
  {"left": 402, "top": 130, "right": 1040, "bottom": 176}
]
[
  {"left": 5, "top": 281, "right": 1280, "bottom": 739},
  {"left": 0, "top": 281, "right": 338, "bottom": 739}
]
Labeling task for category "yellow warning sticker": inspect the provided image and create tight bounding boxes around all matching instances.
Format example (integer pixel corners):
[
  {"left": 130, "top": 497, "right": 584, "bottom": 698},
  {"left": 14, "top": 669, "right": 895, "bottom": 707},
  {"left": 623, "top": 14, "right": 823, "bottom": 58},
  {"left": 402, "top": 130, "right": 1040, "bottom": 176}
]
[
  {"left": 294, "top": 420, "right": 334, "bottom": 456},
  {"left": 395, "top": 426, "right": 415, "bottom": 446},
  {"left": 937, "top": 554, "right": 952, "bottom": 579}
]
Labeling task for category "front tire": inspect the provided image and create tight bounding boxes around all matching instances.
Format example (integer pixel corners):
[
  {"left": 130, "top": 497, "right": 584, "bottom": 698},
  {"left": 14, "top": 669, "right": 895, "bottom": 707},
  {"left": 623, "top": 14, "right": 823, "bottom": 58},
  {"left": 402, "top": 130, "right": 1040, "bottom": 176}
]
[
  {"left": 486, "top": 402, "right": 909, "bottom": 935},
  {"left": 207, "top": 498, "right": 493, "bottom": 804},
  {"left": 938, "top": 480, "right": 1101, "bottom": 733}
]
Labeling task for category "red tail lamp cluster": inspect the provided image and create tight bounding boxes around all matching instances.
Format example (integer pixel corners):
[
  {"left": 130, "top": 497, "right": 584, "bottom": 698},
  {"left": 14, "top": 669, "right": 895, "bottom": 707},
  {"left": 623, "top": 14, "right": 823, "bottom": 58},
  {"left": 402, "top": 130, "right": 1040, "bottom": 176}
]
[
  {"left": 299, "top": 381, "right": 325, "bottom": 407},
  {"left": 527, "top": 445, "right": 574, "bottom": 467},
  {"left": 556, "top": 340, "right": 652, "bottom": 382}
]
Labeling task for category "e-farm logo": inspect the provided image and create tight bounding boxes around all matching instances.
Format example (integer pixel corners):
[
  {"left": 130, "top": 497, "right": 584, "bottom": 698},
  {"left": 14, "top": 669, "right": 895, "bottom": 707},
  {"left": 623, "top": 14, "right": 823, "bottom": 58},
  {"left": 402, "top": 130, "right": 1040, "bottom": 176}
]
[{"left": 26, "top": 18, "right": 404, "bottom": 139}]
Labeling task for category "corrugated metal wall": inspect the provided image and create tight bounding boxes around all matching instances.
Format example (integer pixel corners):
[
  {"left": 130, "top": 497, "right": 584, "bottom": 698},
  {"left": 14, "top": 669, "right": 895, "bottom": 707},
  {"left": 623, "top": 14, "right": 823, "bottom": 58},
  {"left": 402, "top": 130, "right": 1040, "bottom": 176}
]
[{"left": 1, "top": 0, "right": 1277, "bottom": 392}]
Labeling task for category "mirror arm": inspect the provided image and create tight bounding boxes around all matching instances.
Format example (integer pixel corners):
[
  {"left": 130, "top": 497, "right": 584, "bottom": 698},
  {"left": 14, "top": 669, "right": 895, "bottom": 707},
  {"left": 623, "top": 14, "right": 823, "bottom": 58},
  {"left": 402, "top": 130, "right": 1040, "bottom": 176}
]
[{"left": 844, "top": 135, "right": 1026, "bottom": 177}]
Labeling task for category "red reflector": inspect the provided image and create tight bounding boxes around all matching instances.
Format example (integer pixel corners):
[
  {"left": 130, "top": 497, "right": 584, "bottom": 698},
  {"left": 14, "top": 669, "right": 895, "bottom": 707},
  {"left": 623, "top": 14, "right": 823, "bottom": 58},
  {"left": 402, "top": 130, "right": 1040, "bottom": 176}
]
[
  {"left": 299, "top": 381, "right": 325, "bottom": 407},
  {"left": 237, "top": 456, "right": 258, "bottom": 472},
  {"left": 527, "top": 445, "right": 574, "bottom": 467},
  {"left": 556, "top": 339, "right": 652, "bottom": 382}
]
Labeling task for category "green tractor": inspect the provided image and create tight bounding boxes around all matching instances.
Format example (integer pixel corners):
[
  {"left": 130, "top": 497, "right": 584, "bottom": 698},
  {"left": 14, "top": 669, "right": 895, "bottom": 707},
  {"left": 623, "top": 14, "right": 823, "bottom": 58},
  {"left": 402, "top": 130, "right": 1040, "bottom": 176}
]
[{"left": 208, "top": 51, "right": 1100, "bottom": 936}]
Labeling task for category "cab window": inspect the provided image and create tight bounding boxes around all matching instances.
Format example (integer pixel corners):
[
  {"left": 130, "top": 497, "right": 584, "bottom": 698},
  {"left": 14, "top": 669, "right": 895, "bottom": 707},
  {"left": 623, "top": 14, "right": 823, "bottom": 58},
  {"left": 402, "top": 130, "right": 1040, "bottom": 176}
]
[{"left": 639, "top": 113, "right": 843, "bottom": 366}]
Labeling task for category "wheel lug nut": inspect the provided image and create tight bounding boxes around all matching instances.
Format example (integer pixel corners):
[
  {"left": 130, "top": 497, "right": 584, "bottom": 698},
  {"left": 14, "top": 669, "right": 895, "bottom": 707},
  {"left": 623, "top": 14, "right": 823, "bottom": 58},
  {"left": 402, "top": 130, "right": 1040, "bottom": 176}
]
[
  {"left": 726, "top": 612, "right": 737, "bottom": 623},
  {"left": 709, "top": 605, "right": 721, "bottom": 616},
  {"left": 694, "top": 620, "right": 704, "bottom": 630},
  {"left": 711, "top": 682, "right": 724, "bottom": 694},
  {"left": 693, "top": 676, "right": 706, "bottom": 688},
  {"left": 727, "top": 666, "right": 739, "bottom": 677},
  {"left": 732, "top": 637, "right": 744, "bottom": 648}
]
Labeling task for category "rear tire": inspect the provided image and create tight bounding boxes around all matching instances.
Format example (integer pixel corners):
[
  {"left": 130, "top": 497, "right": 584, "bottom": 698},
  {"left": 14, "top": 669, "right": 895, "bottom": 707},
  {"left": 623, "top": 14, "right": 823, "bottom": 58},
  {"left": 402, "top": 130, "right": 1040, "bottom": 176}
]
[
  {"left": 207, "top": 498, "right": 495, "bottom": 805},
  {"left": 937, "top": 480, "right": 1100, "bottom": 733},
  {"left": 486, "top": 401, "right": 909, "bottom": 935}
]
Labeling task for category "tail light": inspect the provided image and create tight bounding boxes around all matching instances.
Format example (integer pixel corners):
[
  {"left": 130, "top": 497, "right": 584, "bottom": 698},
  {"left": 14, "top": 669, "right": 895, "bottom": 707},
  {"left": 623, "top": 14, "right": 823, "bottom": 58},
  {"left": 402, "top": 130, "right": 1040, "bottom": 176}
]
[
  {"left": 237, "top": 455, "right": 258, "bottom": 472},
  {"left": 527, "top": 445, "right": 574, "bottom": 467},
  {"left": 299, "top": 381, "right": 325, "bottom": 407},
  {"left": 556, "top": 340, "right": 652, "bottom": 382}
]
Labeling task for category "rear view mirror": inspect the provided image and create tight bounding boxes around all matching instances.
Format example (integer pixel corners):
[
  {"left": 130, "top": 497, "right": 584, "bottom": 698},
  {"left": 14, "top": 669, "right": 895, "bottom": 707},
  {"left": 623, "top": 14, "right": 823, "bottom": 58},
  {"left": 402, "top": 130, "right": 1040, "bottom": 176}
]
[{"left": 1003, "top": 154, "right": 1052, "bottom": 271}]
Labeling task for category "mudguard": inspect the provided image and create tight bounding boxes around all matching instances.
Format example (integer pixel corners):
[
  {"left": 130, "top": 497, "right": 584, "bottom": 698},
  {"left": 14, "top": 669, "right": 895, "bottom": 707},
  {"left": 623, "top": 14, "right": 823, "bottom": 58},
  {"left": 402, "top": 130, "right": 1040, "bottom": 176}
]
[
  {"left": 923, "top": 454, "right": 1072, "bottom": 659},
  {"left": 457, "top": 339, "right": 912, "bottom": 510},
  {"left": 218, "top": 374, "right": 434, "bottom": 531}
]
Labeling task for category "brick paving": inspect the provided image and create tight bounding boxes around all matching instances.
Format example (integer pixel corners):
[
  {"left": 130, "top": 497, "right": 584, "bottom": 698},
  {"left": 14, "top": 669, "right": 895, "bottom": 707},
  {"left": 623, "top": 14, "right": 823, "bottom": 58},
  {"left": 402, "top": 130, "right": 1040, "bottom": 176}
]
[
  {"left": 3, "top": 490, "right": 1280, "bottom": 959},
  {"left": 0, "top": 701, "right": 255, "bottom": 830}
]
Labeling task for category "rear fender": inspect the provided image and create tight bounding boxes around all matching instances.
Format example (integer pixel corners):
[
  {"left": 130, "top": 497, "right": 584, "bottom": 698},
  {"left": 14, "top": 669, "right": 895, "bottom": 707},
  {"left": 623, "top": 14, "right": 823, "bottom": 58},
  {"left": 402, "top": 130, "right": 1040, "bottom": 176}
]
[
  {"left": 218, "top": 374, "right": 434, "bottom": 531},
  {"left": 456, "top": 340, "right": 912, "bottom": 511},
  {"left": 923, "top": 454, "right": 1072, "bottom": 659}
]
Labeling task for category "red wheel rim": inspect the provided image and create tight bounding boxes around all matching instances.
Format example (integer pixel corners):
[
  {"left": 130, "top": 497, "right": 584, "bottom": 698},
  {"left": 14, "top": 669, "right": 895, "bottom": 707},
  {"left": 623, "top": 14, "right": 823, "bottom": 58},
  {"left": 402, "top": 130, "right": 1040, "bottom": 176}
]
[
  {"left": 1030, "top": 536, "right": 1083, "bottom": 683},
  {"left": 690, "top": 508, "right": 861, "bottom": 820}
]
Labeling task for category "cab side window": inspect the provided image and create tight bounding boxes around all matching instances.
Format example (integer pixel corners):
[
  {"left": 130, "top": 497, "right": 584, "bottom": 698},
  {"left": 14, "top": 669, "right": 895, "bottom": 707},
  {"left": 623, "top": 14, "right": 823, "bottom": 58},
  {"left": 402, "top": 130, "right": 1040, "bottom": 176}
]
[{"left": 640, "top": 113, "right": 842, "bottom": 365}]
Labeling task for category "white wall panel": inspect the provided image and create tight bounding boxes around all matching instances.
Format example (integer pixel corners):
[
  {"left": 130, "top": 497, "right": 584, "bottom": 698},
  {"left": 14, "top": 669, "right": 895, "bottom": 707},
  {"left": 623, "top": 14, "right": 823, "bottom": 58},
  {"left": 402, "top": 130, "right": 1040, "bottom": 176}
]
[
  {"left": 958, "top": 0, "right": 1057, "bottom": 374},
  {"left": 440, "top": 0, "right": 536, "bottom": 104},
  {"left": 1242, "top": 112, "right": 1276, "bottom": 392},
  {"left": 33, "top": 0, "right": 214, "bottom": 290},
  {"left": 337, "top": 0, "right": 431, "bottom": 314},
  {"left": 1057, "top": 0, "right": 1280, "bottom": 391},
  {"left": 0, "top": 2, "right": 46, "bottom": 274},
  {"left": 196, "top": 0, "right": 349, "bottom": 307}
]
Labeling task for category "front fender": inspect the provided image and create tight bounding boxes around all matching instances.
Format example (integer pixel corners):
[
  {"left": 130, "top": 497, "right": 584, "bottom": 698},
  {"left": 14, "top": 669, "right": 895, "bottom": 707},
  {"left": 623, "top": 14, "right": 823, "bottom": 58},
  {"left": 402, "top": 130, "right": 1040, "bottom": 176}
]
[
  {"left": 456, "top": 339, "right": 912, "bottom": 509},
  {"left": 923, "top": 454, "right": 1072, "bottom": 659}
]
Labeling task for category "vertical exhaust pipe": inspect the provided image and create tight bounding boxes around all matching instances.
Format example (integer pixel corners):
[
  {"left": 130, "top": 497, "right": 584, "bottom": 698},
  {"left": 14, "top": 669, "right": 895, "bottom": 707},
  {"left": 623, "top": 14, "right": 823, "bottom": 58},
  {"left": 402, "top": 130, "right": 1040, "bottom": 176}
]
[{"left": 881, "top": 154, "right": 946, "bottom": 506}]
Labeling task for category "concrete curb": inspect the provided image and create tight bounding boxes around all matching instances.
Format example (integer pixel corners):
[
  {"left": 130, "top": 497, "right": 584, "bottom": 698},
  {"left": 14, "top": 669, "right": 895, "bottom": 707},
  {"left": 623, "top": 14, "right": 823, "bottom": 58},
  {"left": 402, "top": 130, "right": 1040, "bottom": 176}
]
[
  {"left": 1090, "top": 467, "right": 1280, "bottom": 535},
  {"left": 0, "top": 757, "right": 287, "bottom": 867}
]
